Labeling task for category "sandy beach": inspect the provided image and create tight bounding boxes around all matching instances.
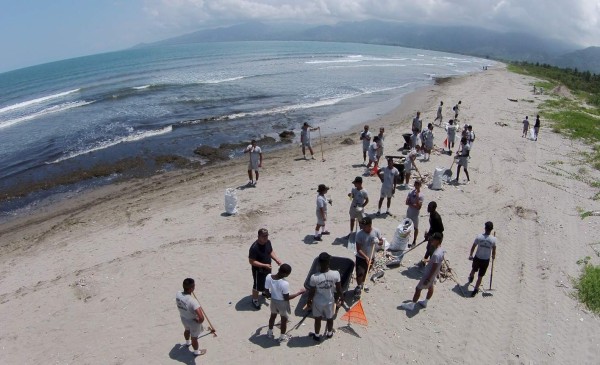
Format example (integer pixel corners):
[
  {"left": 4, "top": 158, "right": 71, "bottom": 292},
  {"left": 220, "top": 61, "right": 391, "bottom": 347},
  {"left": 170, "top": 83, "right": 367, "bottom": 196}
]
[{"left": 1, "top": 66, "right": 599, "bottom": 364}]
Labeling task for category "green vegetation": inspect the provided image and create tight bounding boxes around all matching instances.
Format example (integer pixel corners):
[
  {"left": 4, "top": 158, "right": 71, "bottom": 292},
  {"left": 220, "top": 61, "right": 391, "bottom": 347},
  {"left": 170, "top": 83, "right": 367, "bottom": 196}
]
[
  {"left": 574, "top": 258, "right": 600, "bottom": 314},
  {"left": 508, "top": 61, "right": 600, "bottom": 176}
]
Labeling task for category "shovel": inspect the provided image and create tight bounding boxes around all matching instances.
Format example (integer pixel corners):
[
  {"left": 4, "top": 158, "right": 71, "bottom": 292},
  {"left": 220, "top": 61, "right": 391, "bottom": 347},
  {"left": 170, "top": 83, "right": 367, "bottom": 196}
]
[{"left": 443, "top": 147, "right": 460, "bottom": 180}]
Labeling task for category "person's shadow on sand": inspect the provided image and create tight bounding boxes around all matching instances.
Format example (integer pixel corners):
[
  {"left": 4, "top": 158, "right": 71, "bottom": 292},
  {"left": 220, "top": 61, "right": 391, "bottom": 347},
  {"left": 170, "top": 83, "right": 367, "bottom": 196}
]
[
  {"left": 235, "top": 295, "right": 264, "bottom": 312},
  {"left": 168, "top": 344, "right": 197, "bottom": 365},
  {"left": 302, "top": 235, "right": 320, "bottom": 245},
  {"left": 248, "top": 327, "right": 280, "bottom": 349},
  {"left": 400, "top": 265, "right": 423, "bottom": 280}
]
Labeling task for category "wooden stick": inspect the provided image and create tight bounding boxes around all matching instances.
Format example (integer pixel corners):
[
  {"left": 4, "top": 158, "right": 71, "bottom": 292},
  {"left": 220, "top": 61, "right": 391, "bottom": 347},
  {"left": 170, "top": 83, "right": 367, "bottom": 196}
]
[
  {"left": 489, "top": 232, "right": 496, "bottom": 290},
  {"left": 443, "top": 258, "right": 467, "bottom": 298},
  {"left": 192, "top": 292, "right": 217, "bottom": 337},
  {"left": 318, "top": 128, "right": 325, "bottom": 162}
]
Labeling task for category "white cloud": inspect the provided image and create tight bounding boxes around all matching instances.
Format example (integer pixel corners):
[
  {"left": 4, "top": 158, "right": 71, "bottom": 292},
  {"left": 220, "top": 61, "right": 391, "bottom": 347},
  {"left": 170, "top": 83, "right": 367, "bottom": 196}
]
[{"left": 141, "top": 0, "right": 600, "bottom": 46}]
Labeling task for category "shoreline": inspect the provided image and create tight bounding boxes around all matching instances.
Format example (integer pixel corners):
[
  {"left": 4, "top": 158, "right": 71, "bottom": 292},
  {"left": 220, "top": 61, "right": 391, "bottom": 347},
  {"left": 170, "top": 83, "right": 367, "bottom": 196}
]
[
  {"left": 0, "top": 72, "right": 444, "bottom": 229},
  {"left": 2, "top": 64, "right": 599, "bottom": 364}
]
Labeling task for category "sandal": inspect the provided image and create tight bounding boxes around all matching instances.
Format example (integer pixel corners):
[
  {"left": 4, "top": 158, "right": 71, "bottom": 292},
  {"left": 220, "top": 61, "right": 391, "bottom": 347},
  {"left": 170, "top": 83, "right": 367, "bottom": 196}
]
[{"left": 321, "top": 231, "right": 331, "bottom": 235}]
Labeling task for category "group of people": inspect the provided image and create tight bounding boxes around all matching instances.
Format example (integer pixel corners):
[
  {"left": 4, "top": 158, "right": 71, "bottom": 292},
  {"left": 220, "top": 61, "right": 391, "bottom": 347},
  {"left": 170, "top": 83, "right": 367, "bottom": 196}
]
[
  {"left": 522, "top": 115, "right": 541, "bottom": 141},
  {"left": 176, "top": 98, "right": 500, "bottom": 355}
]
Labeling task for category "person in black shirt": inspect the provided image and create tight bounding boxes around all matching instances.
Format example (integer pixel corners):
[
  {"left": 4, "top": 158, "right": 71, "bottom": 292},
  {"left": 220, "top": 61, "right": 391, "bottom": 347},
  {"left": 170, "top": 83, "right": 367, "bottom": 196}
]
[
  {"left": 248, "top": 228, "right": 283, "bottom": 309},
  {"left": 421, "top": 201, "right": 444, "bottom": 266},
  {"left": 534, "top": 115, "right": 540, "bottom": 141}
]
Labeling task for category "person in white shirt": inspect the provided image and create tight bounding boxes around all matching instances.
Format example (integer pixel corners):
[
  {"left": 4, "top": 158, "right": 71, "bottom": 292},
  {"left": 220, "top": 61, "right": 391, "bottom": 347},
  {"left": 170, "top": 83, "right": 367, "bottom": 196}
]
[
  {"left": 301, "top": 122, "right": 320, "bottom": 159},
  {"left": 314, "top": 184, "right": 331, "bottom": 241},
  {"left": 421, "top": 123, "right": 434, "bottom": 161},
  {"left": 377, "top": 158, "right": 399, "bottom": 216},
  {"left": 454, "top": 137, "right": 471, "bottom": 183},
  {"left": 446, "top": 119, "right": 457, "bottom": 153},
  {"left": 176, "top": 278, "right": 206, "bottom": 357},
  {"left": 468, "top": 221, "right": 497, "bottom": 297},
  {"left": 400, "top": 232, "right": 445, "bottom": 310},
  {"left": 265, "top": 264, "right": 305, "bottom": 342},
  {"left": 376, "top": 128, "right": 385, "bottom": 164},
  {"left": 307, "top": 252, "right": 343, "bottom": 341},
  {"left": 244, "top": 140, "right": 263, "bottom": 186},
  {"left": 348, "top": 176, "right": 369, "bottom": 234},
  {"left": 354, "top": 217, "right": 383, "bottom": 298},
  {"left": 359, "top": 125, "right": 372, "bottom": 165}
]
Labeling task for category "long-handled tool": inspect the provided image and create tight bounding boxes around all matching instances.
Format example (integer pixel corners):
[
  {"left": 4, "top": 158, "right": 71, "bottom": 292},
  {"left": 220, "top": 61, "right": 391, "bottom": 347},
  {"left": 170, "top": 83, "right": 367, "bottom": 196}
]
[
  {"left": 443, "top": 146, "right": 460, "bottom": 180},
  {"left": 489, "top": 231, "right": 496, "bottom": 290},
  {"left": 192, "top": 292, "right": 217, "bottom": 337},
  {"left": 443, "top": 258, "right": 467, "bottom": 298},
  {"left": 318, "top": 128, "right": 325, "bottom": 162},
  {"left": 412, "top": 160, "right": 423, "bottom": 180}
]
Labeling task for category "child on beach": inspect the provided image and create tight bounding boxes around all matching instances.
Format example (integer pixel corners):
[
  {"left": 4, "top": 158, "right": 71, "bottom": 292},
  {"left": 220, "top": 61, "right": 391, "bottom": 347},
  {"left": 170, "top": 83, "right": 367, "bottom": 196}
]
[
  {"left": 176, "top": 278, "right": 206, "bottom": 357},
  {"left": 348, "top": 176, "right": 369, "bottom": 235},
  {"left": 454, "top": 137, "right": 471, "bottom": 183},
  {"left": 307, "top": 252, "right": 343, "bottom": 341},
  {"left": 314, "top": 184, "right": 331, "bottom": 241},
  {"left": 446, "top": 119, "right": 457, "bottom": 152},
  {"left": 366, "top": 136, "right": 380, "bottom": 169},
  {"left": 406, "top": 180, "right": 424, "bottom": 247},
  {"left": 359, "top": 125, "right": 372, "bottom": 165},
  {"left": 403, "top": 149, "right": 418, "bottom": 186},
  {"left": 400, "top": 232, "right": 445, "bottom": 310},
  {"left": 376, "top": 128, "right": 385, "bottom": 164},
  {"left": 434, "top": 101, "right": 443, "bottom": 125},
  {"left": 244, "top": 140, "right": 262, "bottom": 186},
  {"left": 421, "top": 123, "right": 434, "bottom": 161},
  {"left": 354, "top": 217, "right": 383, "bottom": 298},
  {"left": 265, "top": 264, "right": 305, "bottom": 342},
  {"left": 301, "top": 122, "right": 320, "bottom": 160},
  {"left": 522, "top": 116, "right": 530, "bottom": 138}
]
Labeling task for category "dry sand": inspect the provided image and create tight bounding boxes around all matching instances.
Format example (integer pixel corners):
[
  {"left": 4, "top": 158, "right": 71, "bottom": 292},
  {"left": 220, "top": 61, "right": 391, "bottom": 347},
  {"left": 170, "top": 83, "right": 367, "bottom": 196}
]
[{"left": 1, "top": 65, "right": 599, "bottom": 364}]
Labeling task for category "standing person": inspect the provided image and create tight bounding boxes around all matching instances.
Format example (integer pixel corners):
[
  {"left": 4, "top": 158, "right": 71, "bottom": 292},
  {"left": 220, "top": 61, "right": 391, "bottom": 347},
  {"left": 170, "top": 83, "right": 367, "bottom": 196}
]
[
  {"left": 522, "top": 116, "right": 530, "bottom": 138},
  {"left": 354, "top": 217, "right": 383, "bottom": 298},
  {"left": 467, "top": 125, "right": 476, "bottom": 148},
  {"left": 400, "top": 232, "right": 445, "bottom": 310},
  {"left": 176, "top": 278, "right": 206, "bottom": 357},
  {"left": 348, "top": 177, "right": 369, "bottom": 235},
  {"left": 265, "top": 264, "right": 305, "bottom": 342},
  {"left": 434, "top": 101, "right": 443, "bottom": 125},
  {"left": 244, "top": 140, "right": 263, "bottom": 186},
  {"left": 376, "top": 128, "right": 385, "bottom": 164},
  {"left": 412, "top": 112, "right": 422, "bottom": 149},
  {"left": 534, "top": 115, "right": 540, "bottom": 141},
  {"left": 468, "top": 221, "right": 497, "bottom": 297},
  {"left": 454, "top": 137, "right": 471, "bottom": 183},
  {"left": 421, "top": 123, "right": 434, "bottom": 161},
  {"left": 453, "top": 100, "right": 461, "bottom": 118},
  {"left": 446, "top": 119, "right": 457, "bottom": 153},
  {"left": 314, "top": 184, "right": 331, "bottom": 241},
  {"left": 403, "top": 149, "right": 418, "bottom": 187},
  {"left": 307, "top": 252, "right": 343, "bottom": 341},
  {"left": 248, "top": 228, "right": 283, "bottom": 309},
  {"left": 301, "top": 122, "right": 320, "bottom": 160},
  {"left": 377, "top": 157, "right": 400, "bottom": 216},
  {"left": 406, "top": 180, "right": 424, "bottom": 247},
  {"left": 421, "top": 201, "right": 444, "bottom": 266},
  {"left": 366, "top": 136, "right": 380, "bottom": 169},
  {"left": 359, "top": 125, "right": 372, "bottom": 165}
]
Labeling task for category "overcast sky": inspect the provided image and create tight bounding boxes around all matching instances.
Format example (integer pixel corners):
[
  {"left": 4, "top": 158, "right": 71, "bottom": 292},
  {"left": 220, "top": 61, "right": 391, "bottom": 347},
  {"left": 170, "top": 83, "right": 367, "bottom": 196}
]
[{"left": 1, "top": 0, "right": 599, "bottom": 73}]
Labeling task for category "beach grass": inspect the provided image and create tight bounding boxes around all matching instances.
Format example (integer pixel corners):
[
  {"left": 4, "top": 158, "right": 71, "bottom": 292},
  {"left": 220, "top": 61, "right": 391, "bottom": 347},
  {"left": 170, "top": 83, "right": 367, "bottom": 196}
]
[{"left": 574, "top": 259, "right": 600, "bottom": 314}]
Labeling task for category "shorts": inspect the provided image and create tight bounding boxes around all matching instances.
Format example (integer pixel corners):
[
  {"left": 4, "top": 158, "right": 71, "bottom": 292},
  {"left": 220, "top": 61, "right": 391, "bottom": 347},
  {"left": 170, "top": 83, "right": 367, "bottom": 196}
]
[
  {"left": 316, "top": 210, "right": 326, "bottom": 226},
  {"left": 380, "top": 185, "right": 394, "bottom": 199},
  {"left": 349, "top": 206, "right": 365, "bottom": 220},
  {"left": 252, "top": 268, "right": 269, "bottom": 292},
  {"left": 355, "top": 255, "right": 369, "bottom": 279},
  {"left": 458, "top": 157, "right": 468, "bottom": 169},
  {"left": 362, "top": 144, "right": 370, "bottom": 153},
  {"left": 312, "top": 300, "right": 334, "bottom": 319},
  {"left": 248, "top": 161, "right": 260, "bottom": 171},
  {"left": 406, "top": 210, "right": 420, "bottom": 230},
  {"left": 270, "top": 299, "right": 291, "bottom": 317},
  {"left": 302, "top": 140, "right": 312, "bottom": 148},
  {"left": 180, "top": 317, "right": 204, "bottom": 337},
  {"left": 416, "top": 276, "right": 437, "bottom": 290},
  {"left": 377, "top": 147, "right": 384, "bottom": 158},
  {"left": 472, "top": 257, "right": 490, "bottom": 277}
]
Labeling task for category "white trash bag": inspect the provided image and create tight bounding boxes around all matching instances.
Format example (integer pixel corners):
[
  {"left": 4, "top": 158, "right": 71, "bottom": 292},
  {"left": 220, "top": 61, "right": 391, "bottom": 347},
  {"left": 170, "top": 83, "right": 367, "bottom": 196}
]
[
  {"left": 224, "top": 188, "right": 238, "bottom": 215},
  {"left": 431, "top": 167, "right": 444, "bottom": 190},
  {"left": 389, "top": 218, "right": 414, "bottom": 251}
]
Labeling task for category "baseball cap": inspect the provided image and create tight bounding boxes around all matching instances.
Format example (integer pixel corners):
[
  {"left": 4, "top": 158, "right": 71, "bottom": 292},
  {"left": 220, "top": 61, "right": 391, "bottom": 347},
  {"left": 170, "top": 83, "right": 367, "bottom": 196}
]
[{"left": 352, "top": 176, "right": 363, "bottom": 184}]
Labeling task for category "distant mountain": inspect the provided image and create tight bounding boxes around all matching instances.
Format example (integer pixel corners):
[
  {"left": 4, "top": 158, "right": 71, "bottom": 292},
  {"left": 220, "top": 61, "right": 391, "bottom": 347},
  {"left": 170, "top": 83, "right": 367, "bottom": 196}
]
[
  {"left": 552, "top": 47, "right": 600, "bottom": 74},
  {"left": 138, "top": 20, "right": 599, "bottom": 73}
]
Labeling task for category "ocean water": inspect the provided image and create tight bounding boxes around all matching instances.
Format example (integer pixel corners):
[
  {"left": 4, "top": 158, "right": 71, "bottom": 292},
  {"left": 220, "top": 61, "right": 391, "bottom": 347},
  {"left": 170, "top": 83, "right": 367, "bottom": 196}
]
[{"left": 0, "top": 41, "right": 491, "bottom": 218}]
